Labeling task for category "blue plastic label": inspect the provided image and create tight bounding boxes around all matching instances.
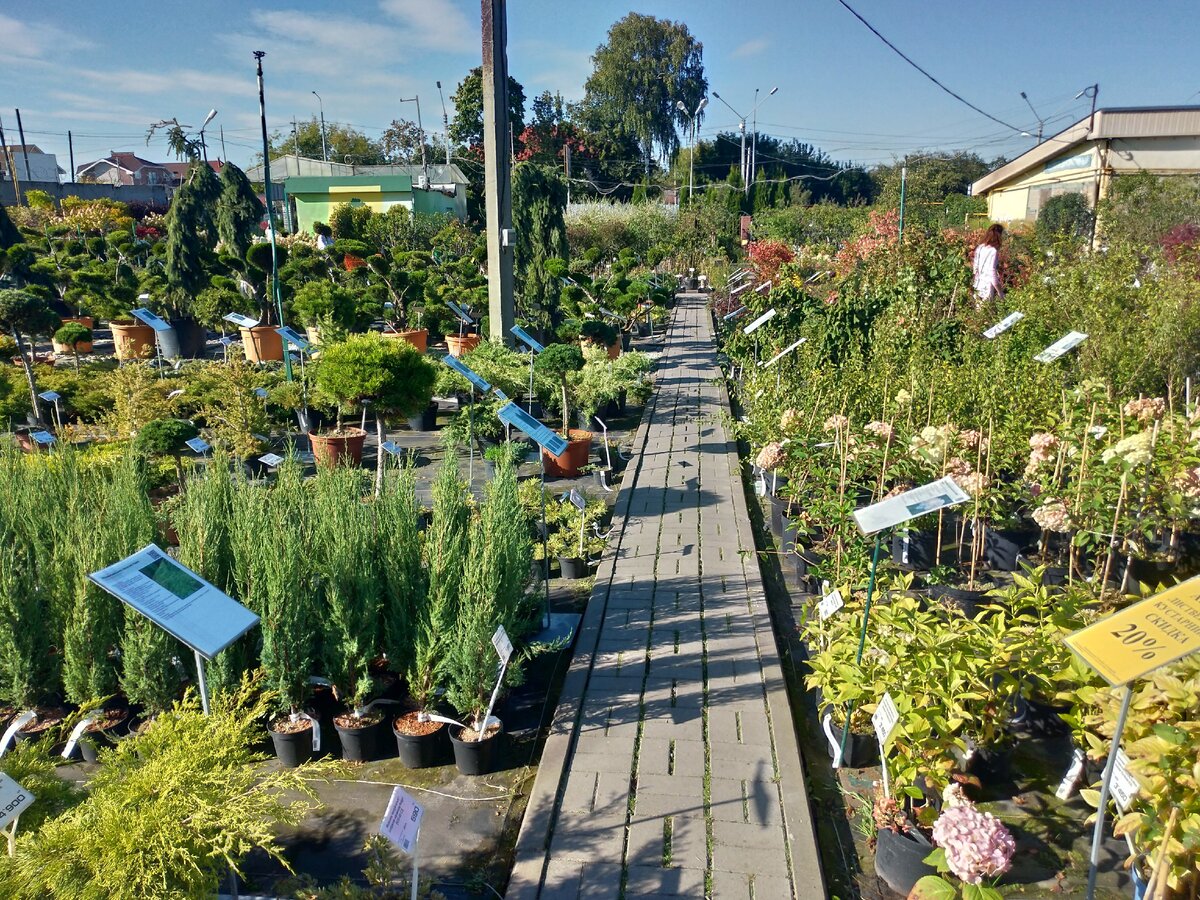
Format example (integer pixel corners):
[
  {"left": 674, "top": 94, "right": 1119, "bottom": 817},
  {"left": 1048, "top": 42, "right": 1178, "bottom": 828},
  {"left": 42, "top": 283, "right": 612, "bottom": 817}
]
[
  {"left": 496, "top": 402, "right": 568, "bottom": 456},
  {"left": 441, "top": 355, "right": 491, "bottom": 393}
]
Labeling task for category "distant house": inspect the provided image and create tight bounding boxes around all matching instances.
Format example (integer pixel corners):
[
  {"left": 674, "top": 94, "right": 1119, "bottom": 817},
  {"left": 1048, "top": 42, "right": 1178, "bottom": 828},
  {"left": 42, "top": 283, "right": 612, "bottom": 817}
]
[
  {"left": 1, "top": 145, "right": 65, "bottom": 183},
  {"left": 243, "top": 155, "right": 470, "bottom": 230},
  {"left": 75, "top": 152, "right": 175, "bottom": 187},
  {"left": 160, "top": 159, "right": 225, "bottom": 186},
  {"left": 971, "top": 106, "right": 1200, "bottom": 223}
]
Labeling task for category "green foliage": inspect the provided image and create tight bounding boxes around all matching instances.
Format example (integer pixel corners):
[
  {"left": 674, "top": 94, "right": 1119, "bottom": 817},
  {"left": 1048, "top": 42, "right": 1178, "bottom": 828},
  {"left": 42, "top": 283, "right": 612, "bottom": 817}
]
[
  {"left": 313, "top": 332, "right": 436, "bottom": 421},
  {"left": 133, "top": 418, "right": 199, "bottom": 460},
  {"left": 512, "top": 162, "right": 568, "bottom": 329},
  {"left": 2, "top": 678, "right": 329, "bottom": 899},
  {"left": 267, "top": 117, "right": 386, "bottom": 165},
  {"left": 579, "top": 319, "right": 618, "bottom": 348},
  {"left": 448, "top": 66, "right": 526, "bottom": 148},
  {"left": 52, "top": 321, "right": 91, "bottom": 348},
  {"left": 377, "top": 461, "right": 425, "bottom": 681},
  {"left": 1100, "top": 171, "right": 1200, "bottom": 248},
  {"left": 0, "top": 733, "right": 86, "bottom": 838},
  {"left": 215, "top": 162, "right": 265, "bottom": 258},
  {"left": 290, "top": 280, "right": 357, "bottom": 329},
  {"left": 0, "top": 200, "right": 22, "bottom": 250},
  {"left": 535, "top": 342, "right": 585, "bottom": 432},
  {"left": 1036, "top": 192, "right": 1092, "bottom": 243},
  {"left": 0, "top": 289, "right": 60, "bottom": 338},
  {"left": 163, "top": 163, "right": 221, "bottom": 317}
]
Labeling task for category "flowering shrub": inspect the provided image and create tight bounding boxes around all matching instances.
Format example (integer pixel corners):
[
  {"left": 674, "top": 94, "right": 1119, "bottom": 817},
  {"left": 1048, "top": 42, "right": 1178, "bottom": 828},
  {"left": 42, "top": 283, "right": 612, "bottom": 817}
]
[
  {"left": 755, "top": 441, "right": 785, "bottom": 471},
  {"left": 1122, "top": 396, "right": 1166, "bottom": 423},
  {"left": 746, "top": 239, "right": 795, "bottom": 285},
  {"left": 928, "top": 801, "right": 1015, "bottom": 884}
]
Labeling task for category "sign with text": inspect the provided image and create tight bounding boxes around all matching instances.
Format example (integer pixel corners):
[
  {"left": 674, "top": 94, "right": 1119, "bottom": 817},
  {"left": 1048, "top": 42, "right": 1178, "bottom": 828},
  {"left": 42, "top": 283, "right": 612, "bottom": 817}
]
[
  {"left": 0, "top": 773, "right": 34, "bottom": 828},
  {"left": 380, "top": 441, "right": 403, "bottom": 456},
  {"left": 565, "top": 488, "right": 587, "bottom": 511},
  {"left": 510, "top": 325, "right": 545, "bottom": 353},
  {"left": 743, "top": 308, "right": 777, "bottom": 335},
  {"left": 983, "top": 311, "right": 1024, "bottom": 339},
  {"left": 130, "top": 308, "right": 173, "bottom": 332},
  {"left": 872, "top": 692, "right": 899, "bottom": 745},
  {"left": 276, "top": 326, "right": 310, "bottom": 351},
  {"left": 379, "top": 785, "right": 424, "bottom": 855},
  {"left": 445, "top": 300, "right": 474, "bottom": 325},
  {"left": 1110, "top": 749, "right": 1141, "bottom": 809},
  {"left": 223, "top": 312, "right": 260, "bottom": 329},
  {"left": 852, "top": 476, "right": 970, "bottom": 536},
  {"left": 491, "top": 625, "right": 514, "bottom": 664},
  {"left": 818, "top": 589, "right": 844, "bottom": 621},
  {"left": 185, "top": 437, "right": 211, "bottom": 454},
  {"left": 259, "top": 453, "right": 285, "bottom": 467},
  {"left": 496, "top": 402, "right": 568, "bottom": 457},
  {"left": 1064, "top": 575, "right": 1200, "bottom": 685},
  {"left": 88, "top": 544, "right": 259, "bottom": 660},
  {"left": 441, "top": 355, "right": 490, "bottom": 393},
  {"left": 1035, "top": 330, "right": 1088, "bottom": 363}
]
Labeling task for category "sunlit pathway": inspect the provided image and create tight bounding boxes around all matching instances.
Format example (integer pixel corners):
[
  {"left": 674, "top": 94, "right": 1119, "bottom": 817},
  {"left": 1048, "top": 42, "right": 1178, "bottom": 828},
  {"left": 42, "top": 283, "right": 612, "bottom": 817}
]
[{"left": 508, "top": 293, "right": 823, "bottom": 899}]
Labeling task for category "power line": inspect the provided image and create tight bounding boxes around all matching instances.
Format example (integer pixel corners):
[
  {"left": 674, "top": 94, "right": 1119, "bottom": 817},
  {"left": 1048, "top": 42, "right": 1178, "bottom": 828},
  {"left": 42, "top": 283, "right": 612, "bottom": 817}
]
[{"left": 833, "top": 0, "right": 1023, "bottom": 134}]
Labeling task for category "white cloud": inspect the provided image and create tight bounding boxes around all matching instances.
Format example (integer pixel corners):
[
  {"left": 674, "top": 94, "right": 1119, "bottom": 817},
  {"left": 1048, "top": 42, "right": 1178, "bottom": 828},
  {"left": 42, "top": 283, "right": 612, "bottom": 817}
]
[
  {"left": 379, "top": 0, "right": 476, "bottom": 53},
  {"left": 0, "top": 14, "right": 92, "bottom": 63},
  {"left": 731, "top": 38, "right": 769, "bottom": 59},
  {"left": 74, "top": 67, "right": 252, "bottom": 97}
]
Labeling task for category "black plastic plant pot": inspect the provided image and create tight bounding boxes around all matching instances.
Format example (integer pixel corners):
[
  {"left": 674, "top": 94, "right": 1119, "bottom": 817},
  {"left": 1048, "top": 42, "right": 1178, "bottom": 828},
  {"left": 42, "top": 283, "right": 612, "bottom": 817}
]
[
  {"left": 406, "top": 402, "right": 439, "bottom": 432},
  {"left": 334, "top": 718, "right": 378, "bottom": 762},
  {"left": 984, "top": 527, "right": 1034, "bottom": 571},
  {"left": 393, "top": 718, "right": 447, "bottom": 769},
  {"left": 450, "top": 724, "right": 502, "bottom": 776},
  {"left": 559, "top": 556, "right": 588, "bottom": 580},
  {"left": 874, "top": 827, "right": 937, "bottom": 896},
  {"left": 621, "top": 332, "right": 632, "bottom": 352},
  {"left": 927, "top": 582, "right": 991, "bottom": 618},
  {"left": 270, "top": 723, "right": 314, "bottom": 768},
  {"left": 792, "top": 546, "right": 825, "bottom": 578},
  {"left": 169, "top": 318, "right": 209, "bottom": 359},
  {"left": 822, "top": 713, "right": 879, "bottom": 768}
]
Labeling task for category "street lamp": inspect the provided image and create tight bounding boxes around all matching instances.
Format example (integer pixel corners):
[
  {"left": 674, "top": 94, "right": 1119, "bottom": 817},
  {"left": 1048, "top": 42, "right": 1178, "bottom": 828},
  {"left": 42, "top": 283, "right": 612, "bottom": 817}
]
[
  {"left": 711, "top": 91, "right": 748, "bottom": 194},
  {"left": 675, "top": 97, "right": 708, "bottom": 200},
  {"left": 199, "top": 109, "right": 217, "bottom": 162},
  {"left": 750, "top": 86, "right": 778, "bottom": 193},
  {"left": 1019, "top": 91, "right": 1045, "bottom": 143},
  {"left": 312, "top": 91, "right": 328, "bottom": 162},
  {"left": 253, "top": 50, "right": 292, "bottom": 383},
  {"left": 436, "top": 80, "right": 451, "bottom": 166},
  {"left": 1075, "top": 83, "right": 1099, "bottom": 135},
  {"left": 398, "top": 95, "right": 429, "bottom": 186}
]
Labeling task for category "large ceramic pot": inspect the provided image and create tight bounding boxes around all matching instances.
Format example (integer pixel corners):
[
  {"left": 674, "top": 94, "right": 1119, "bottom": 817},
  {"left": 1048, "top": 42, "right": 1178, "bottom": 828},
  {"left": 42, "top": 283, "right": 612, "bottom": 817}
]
[
  {"left": 383, "top": 328, "right": 428, "bottom": 354},
  {"left": 446, "top": 333, "right": 481, "bottom": 358},
  {"left": 240, "top": 325, "right": 284, "bottom": 363},
  {"left": 450, "top": 722, "right": 502, "bottom": 776},
  {"left": 542, "top": 429, "right": 592, "bottom": 477},
  {"left": 309, "top": 427, "right": 367, "bottom": 467},
  {"left": 53, "top": 335, "right": 92, "bottom": 355},
  {"left": 62, "top": 315, "right": 94, "bottom": 330},
  {"left": 111, "top": 320, "right": 156, "bottom": 361}
]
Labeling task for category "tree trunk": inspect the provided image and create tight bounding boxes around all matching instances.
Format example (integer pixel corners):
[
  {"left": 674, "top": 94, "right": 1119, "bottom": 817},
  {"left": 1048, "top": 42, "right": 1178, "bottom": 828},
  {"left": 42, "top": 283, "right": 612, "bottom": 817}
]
[
  {"left": 375, "top": 412, "right": 386, "bottom": 498},
  {"left": 561, "top": 381, "right": 569, "bottom": 434},
  {"left": 173, "top": 455, "right": 185, "bottom": 493},
  {"left": 12, "top": 332, "right": 42, "bottom": 426}
]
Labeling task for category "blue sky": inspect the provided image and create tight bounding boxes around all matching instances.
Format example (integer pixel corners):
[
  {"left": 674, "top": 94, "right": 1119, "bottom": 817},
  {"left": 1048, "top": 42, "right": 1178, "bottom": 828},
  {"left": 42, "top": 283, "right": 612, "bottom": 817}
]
[{"left": 3, "top": 0, "right": 1198, "bottom": 175}]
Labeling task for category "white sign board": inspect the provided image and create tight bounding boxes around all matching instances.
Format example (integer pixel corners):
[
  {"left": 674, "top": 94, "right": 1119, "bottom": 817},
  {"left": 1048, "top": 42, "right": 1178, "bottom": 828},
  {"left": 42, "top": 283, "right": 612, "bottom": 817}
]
[
  {"left": 983, "top": 311, "right": 1024, "bottom": 339},
  {"left": 379, "top": 785, "right": 424, "bottom": 855},
  {"left": 1110, "top": 749, "right": 1141, "bottom": 810},
  {"left": 567, "top": 488, "right": 587, "bottom": 511},
  {"left": 852, "top": 476, "right": 970, "bottom": 536},
  {"left": 88, "top": 544, "right": 259, "bottom": 660},
  {"left": 223, "top": 312, "right": 260, "bottom": 329},
  {"left": 872, "top": 692, "right": 900, "bottom": 744},
  {"left": 818, "top": 589, "right": 844, "bottom": 621},
  {"left": 0, "top": 773, "right": 34, "bottom": 828},
  {"left": 1035, "top": 330, "right": 1088, "bottom": 363},
  {"left": 130, "top": 308, "right": 173, "bottom": 333},
  {"left": 259, "top": 453, "right": 285, "bottom": 467},
  {"left": 492, "top": 625, "right": 514, "bottom": 664},
  {"left": 742, "top": 308, "right": 777, "bottom": 335},
  {"left": 760, "top": 337, "right": 807, "bottom": 368}
]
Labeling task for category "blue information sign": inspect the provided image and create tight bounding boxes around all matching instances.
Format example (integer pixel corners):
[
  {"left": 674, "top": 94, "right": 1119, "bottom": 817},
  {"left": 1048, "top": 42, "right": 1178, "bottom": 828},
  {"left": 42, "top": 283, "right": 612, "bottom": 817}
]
[
  {"left": 276, "top": 326, "right": 310, "bottom": 351},
  {"left": 445, "top": 300, "right": 474, "bottom": 325},
  {"left": 223, "top": 312, "right": 260, "bottom": 329},
  {"left": 185, "top": 437, "right": 211, "bottom": 453},
  {"left": 496, "top": 402, "right": 568, "bottom": 456},
  {"left": 441, "top": 355, "right": 491, "bottom": 393},
  {"left": 30, "top": 430, "right": 56, "bottom": 446},
  {"left": 38, "top": 390, "right": 61, "bottom": 402},
  {"left": 130, "top": 308, "right": 174, "bottom": 333},
  {"left": 510, "top": 325, "right": 545, "bottom": 353}
]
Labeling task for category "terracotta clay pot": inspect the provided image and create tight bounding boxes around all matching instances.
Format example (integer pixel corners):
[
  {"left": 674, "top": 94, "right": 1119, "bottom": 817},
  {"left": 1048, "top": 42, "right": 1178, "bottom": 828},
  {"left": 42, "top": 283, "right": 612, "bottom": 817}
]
[
  {"left": 309, "top": 427, "right": 367, "bottom": 467},
  {"left": 110, "top": 320, "right": 155, "bottom": 360},
  {"left": 383, "top": 328, "right": 428, "bottom": 354},
  {"left": 446, "top": 333, "right": 481, "bottom": 358},
  {"left": 240, "top": 326, "right": 284, "bottom": 363},
  {"left": 542, "top": 429, "right": 592, "bottom": 477}
]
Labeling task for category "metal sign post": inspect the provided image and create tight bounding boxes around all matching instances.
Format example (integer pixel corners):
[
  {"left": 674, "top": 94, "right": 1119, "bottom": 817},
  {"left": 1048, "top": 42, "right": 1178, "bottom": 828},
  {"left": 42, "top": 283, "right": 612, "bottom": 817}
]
[
  {"left": 441, "top": 356, "right": 491, "bottom": 487},
  {"left": 511, "top": 325, "right": 544, "bottom": 415}
]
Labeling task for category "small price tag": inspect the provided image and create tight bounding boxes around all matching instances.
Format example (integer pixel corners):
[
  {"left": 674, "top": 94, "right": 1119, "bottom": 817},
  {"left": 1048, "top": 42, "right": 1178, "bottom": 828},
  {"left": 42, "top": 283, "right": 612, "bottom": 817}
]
[
  {"left": 872, "top": 692, "right": 900, "bottom": 745},
  {"left": 379, "top": 786, "right": 424, "bottom": 854},
  {"left": 818, "top": 589, "right": 844, "bottom": 621},
  {"left": 219, "top": 336, "right": 236, "bottom": 347},
  {"left": 1110, "top": 749, "right": 1141, "bottom": 810},
  {"left": 0, "top": 773, "right": 35, "bottom": 827},
  {"left": 259, "top": 453, "right": 285, "bottom": 467},
  {"left": 492, "top": 625, "right": 514, "bottom": 664},
  {"left": 567, "top": 488, "right": 586, "bottom": 511},
  {"left": 1055, "top": 748, "right": 1086, "bottom": 800}
]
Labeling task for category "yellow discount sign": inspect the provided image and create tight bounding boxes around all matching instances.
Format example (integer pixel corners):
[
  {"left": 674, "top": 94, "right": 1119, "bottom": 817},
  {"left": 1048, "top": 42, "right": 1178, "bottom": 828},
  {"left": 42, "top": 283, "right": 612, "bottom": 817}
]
[{"left": 1065, "top": 576, "right": 1200, "bottom": 685}]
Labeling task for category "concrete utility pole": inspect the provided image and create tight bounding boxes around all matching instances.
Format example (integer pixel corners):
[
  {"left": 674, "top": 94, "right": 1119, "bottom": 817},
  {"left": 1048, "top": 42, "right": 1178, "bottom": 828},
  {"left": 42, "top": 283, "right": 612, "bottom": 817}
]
[
  {"left": 481, "top": 0, "right": 514, "bottom": 344},
  {"left": 436, "top": 80, "right": 451, "bottom": 166},
  {"left": 312, "top": 91, "right": 328, "bottom": 162}
]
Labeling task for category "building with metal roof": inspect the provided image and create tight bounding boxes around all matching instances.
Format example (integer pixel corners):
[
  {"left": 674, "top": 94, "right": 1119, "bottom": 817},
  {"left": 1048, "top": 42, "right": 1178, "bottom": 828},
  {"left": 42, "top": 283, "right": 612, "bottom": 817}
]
[{"left": 971, "top": 106, "right": 1200, "bottom": 223}]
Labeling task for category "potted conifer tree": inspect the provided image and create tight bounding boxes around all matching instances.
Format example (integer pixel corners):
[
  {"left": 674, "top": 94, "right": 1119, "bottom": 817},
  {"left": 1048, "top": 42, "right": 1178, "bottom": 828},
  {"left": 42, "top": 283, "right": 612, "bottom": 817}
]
[{"left": 534, "top": 343, "right": 591, "bottom": 476}]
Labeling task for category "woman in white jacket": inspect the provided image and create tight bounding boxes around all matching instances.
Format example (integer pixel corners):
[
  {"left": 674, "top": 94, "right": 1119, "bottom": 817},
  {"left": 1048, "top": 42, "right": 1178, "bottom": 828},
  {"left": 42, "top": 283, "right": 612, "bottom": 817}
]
[{"left": 972, "top": 223, "right": 1004, "bottom": 303}]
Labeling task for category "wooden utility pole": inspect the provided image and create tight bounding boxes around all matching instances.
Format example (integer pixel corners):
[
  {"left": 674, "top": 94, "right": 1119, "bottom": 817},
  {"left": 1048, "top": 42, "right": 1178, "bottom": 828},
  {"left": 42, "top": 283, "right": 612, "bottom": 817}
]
[{"left": 481, "top": 0, "right": 514, "bottom": 344}]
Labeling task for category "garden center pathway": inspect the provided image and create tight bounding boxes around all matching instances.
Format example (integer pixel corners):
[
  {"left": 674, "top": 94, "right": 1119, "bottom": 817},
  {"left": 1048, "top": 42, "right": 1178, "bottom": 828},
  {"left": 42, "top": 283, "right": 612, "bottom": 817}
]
[{"left": 508, "top": 293, "right": 823, "bottom": 899}]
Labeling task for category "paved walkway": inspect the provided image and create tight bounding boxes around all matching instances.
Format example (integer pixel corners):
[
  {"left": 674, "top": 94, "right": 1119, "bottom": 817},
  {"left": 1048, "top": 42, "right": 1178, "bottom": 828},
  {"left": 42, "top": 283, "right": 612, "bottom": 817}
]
[{"left": 509, "top": 294, "right": 823, "bottom": 899}]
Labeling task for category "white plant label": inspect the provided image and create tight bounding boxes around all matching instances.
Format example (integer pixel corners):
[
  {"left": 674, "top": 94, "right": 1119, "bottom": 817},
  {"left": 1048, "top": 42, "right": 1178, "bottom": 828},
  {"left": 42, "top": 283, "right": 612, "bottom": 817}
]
[
  {"left": 379, "top": 785, "right": 423, "bottom": 855},
  {"left": 1055, "top": 748, "right": 1087, "bottom": 801},
  {"left": 1110, "top": 749, "right": 1141, "bottom": 810},
  {"left": 491, "top": 625, "right": 514, "bottom": 664},
  {"left": 760, "top": 338, "right": 807, "bottom": 368},
  {"left": 62, "top": 711, "right": 103, "bottom": 759},
  {"left": 130, "top": 307, "right": 172, "bottom": 332},
  {"left": 259, "top": 453, "right": 285, "bottom": 467},
  {"left": 983, "top": 311, "right": 1024, "bottom": 339},
  {"left": 872, "top": 692, "right": 900, "bottom": 745},
  {"left": 853, "top": 476, "right": 970, "bottom": 536},
  {"left": 567, "top": 488, "right": 587, "bottom": 511},
  {"left": 742, "top": 308, "right": 777, "bottom": 335},
  {"left": 1035, "top": 330, "right": 1088, "bottom": 363},
  {"left": 0, "top": 773, "right": 34, "bottom": 828},
  {"left": 0, "top": 711, "right": 36, "bottom": 757},
  {"left": 1088, "top": 425, "right": 1108, "bottom": 439},
  {"left": 219, "top": 336, "right": 236, "bottom": 346},
  {"left": 818, "top": 589, "right": 844, "bottom": 621},
  {"left": 299, "top": 712, "right": 321, "bottom": 752},
  {"left": 223, "top": 312, "right": 259, "bottom": 329}
]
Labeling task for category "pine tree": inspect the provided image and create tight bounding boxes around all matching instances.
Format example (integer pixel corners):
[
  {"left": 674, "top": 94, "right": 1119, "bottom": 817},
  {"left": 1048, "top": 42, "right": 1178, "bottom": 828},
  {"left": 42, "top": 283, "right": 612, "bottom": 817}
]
[
  {"left": 512, "top": 162, "right": 568, "bottom": 330},
  {"left": 378, "top": 461, "right": 425, "bottom": 679},
  {"left": 215, "top": 162, "right": 265, "bottom": 258}
]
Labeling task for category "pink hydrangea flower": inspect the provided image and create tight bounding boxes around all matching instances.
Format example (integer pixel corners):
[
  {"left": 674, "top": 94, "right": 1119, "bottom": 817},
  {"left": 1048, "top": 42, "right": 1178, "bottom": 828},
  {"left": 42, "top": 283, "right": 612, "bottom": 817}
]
[
  {"left": 864, "top": 420, "right": 895, "bottom": 442},
  {"left": 823, "top": 414, "right": 849, "bottom": 432},
  {"left": 930, "top": 801, "right": 1016, "bottom": 885},
  {"left": 1123, "top": 397, "right": 1166, "bottom": 423},
  {"left": 780, "top": 408, "right": 802, "bottom": 431},
  {"left": 755, "top": 442, "right": 785, "bottom": 472}
]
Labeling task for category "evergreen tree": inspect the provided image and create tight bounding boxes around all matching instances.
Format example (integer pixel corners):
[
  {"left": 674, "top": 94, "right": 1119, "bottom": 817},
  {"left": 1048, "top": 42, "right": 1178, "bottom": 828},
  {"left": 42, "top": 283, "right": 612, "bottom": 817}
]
[
  {"left": 215, "top": 162, "right": 264, "bottom": 258},
  {"left": 512, "top": 162, "right": 568, "bottom": 331},
  {"left": 378, "top": 461, "right": 425, "bottom": 679},
  {"left": 164, "top": 164, "right": 219, "bottom": 313},
  {"left": 0, "top": 199, "right": 20, "bottom": 250}
]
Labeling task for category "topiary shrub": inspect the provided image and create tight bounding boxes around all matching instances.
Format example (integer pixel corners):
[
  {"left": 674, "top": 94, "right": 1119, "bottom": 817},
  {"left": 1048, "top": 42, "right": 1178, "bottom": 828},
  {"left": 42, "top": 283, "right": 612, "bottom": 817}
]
[{"left": 1036, "top": 193, "right": 1093, "bottom": 244}]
